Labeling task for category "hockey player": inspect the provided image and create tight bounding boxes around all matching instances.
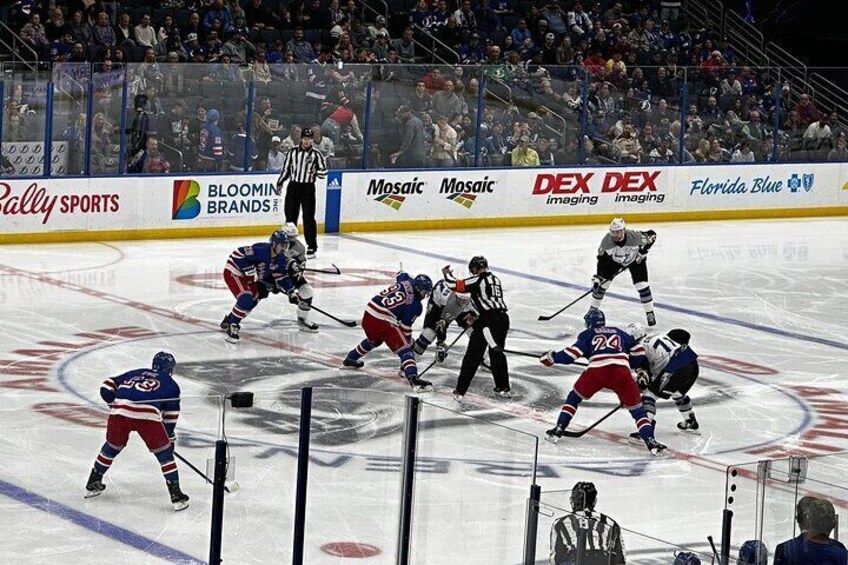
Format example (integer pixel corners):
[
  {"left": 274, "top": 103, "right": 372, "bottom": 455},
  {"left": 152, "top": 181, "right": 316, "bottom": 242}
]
[
  {"left": 588, "top": 218, "right": 658, "bottom": 326},
  {"left": 442, "top": 256, "right": 512, "bottom": 401},
  {"left": 342, "top": 272, "right": 435, "bottom": 392},
  {"left": 549, "top": 481, "right": 625, "bottom": 565},
  {"left": 674, "top": 553, "right": 702, "bottom": 565},
  {"left": 412, "top": 279, "right": 478, "bottom": 363},
  {"left": 84, "top": 352, "right": 190, "bottom": 511},
  {"left": 540, "top": 309, "right": 667, "bottom": 456},
  {"left": 220, "top": 230, "right": 314, "bottom": 342},
  {"left": 626, "top": 323, "right": 700, "bottom": 438},
  {"left": 277, "top": 221, "right": 318, "bottom": 332}
]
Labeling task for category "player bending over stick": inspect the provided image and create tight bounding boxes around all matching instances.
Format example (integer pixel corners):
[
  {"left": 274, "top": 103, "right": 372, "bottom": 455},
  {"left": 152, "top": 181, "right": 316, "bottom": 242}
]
[
  {"left": 412, "top": 278, "right": 477, "bottom": 364},
  {"left": 540, "top": 309, "right": 667, "bottom": 456}
]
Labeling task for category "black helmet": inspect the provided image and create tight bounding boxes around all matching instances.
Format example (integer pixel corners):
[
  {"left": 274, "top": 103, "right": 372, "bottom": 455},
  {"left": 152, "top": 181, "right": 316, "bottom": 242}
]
[
  {"left": 301, "top": 127, "right": 314, "bottom": 138},
  {"left": 468, "top": 256, "right": 488, "bottom": 272},
  {"left": 570, "top": 481, "right": 597, "bottom": 512}
]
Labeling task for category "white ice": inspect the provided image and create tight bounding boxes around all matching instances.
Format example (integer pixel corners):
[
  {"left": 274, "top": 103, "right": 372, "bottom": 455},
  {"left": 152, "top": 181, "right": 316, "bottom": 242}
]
[{"left": 1, "top": 218, "right": 847, "bottom": 564}]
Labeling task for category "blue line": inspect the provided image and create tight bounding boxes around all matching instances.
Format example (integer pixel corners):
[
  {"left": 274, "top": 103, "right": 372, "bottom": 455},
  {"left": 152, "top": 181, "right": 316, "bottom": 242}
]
[
  {"left": 339, "top": 234, "right": 848, "bottom": 352},
  {"left": 0, "top": 479, "right": 204, "bottom": 564}
]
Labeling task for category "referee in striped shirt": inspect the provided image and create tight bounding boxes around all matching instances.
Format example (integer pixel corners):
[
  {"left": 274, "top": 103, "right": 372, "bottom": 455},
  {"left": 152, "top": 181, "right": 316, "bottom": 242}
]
[
  {"left": 275, "top": 127, "right": 328, "bottom": 258},
  {"left": 442, "top": 255, "right": 511, "bottom": 401}
]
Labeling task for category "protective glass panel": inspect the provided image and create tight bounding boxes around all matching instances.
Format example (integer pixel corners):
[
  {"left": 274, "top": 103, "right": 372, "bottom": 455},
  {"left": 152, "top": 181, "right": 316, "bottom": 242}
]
[{"left": 2, "top": 68, "right": 51, "bottom": 176}]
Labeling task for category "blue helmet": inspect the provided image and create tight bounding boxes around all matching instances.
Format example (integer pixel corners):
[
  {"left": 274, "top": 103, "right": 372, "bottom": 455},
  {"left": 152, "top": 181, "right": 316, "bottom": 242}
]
[
  {"left": 673, "top": 552, "right": 701, "bottom": 565},
  {"left": 152, "top": 352, "right": 176, "bottom": 375},
  {"left": 413, "top": 274, "right": 433, "bottom": 297},
  {"left": 738, "top": 540, "right": 768, "bottom": 565},
  {"left": 584, "top": 309, "right": 606, "bottom": 328},
  {"left": 270, "top": 229, "right": 290, "bottom": 249}
]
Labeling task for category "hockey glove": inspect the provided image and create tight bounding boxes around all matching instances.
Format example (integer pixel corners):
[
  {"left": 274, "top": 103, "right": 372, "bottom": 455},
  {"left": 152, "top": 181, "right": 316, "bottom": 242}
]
[
  {"left": 287, "top": 291, "right": 302, "bottom": 305},
  {"left": 463, "top": 312, "right": 478, "bottom": 327},
  {"left": 441, "top": 265, "right": 455, "bottom": 281},
  {"left": 435, "top": 319, "right": 447, "bottom": 339},
  {"left": 635, "top": 369, "right": 651, "bottom": 389},
  {"left": 436, "top": 341, "right": 448, "bottom": 363},
  {"left": 540, "top": 351, "right": 555, "bottom": 367}
]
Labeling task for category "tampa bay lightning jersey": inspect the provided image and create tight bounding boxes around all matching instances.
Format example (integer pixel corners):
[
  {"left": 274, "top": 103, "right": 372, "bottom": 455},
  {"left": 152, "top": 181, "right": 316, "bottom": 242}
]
[
  {"left": 225, "top": 242, "right": 294, "bottom": 293},
  {"left": 597, "top": 229, "right": 652, "bottom": 268},
  {"left": 641, "top": 333, "right": 698, "bottom": 376},
  {"left": 366, "top": 272, "right": 424, "bottom": 333},
  {"left": 100, "top": 368, "right": 181, "bottom": 432},
  {"left": 552, "top": 326, "right": 646, "bottom": 369},
  {"left": 428, "top": 280, "right": 476, "bottom": 322}
]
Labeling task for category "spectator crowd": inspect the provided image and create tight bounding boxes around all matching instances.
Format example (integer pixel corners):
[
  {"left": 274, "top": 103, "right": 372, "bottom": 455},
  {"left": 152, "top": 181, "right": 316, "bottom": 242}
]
[{"left": 1, "top": 0, "right": 845, "bottom": 175}]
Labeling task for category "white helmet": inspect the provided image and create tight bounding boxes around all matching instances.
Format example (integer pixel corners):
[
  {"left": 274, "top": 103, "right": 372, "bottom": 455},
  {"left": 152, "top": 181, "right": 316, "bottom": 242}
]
[
  {"left": 283, "top": 222, "right": 299, "bottom": 238},
  {"left": 610, "top": 217, "right": 626, "bottom": 233},
  {"left": 627, "top": 322, "right": 646, "bottom": 342}
]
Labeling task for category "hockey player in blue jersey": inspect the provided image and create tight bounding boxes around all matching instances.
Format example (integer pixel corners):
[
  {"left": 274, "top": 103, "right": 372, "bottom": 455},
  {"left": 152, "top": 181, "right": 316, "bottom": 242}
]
[
  {"left": 540, "top": 309, "right": 667, "bottom": 456},
  {"left": 85, "top": 352, "right": 190, "bottom": 511},
  {"left": 221, "top": 229, "right": 314, "bottom": 342},
  {"left": 626, "top": 323, "right": 700, "bottom": 440},
  {"left": 343, "top": 272, "right": 435, "bottom": 392}
]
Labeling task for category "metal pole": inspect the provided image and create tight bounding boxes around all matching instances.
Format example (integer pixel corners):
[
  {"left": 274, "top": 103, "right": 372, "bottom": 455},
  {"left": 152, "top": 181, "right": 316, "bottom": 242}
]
[
  {"left": 772, "top": 82, "right": 782, "bottom": 162},
  {"left": 118, "top": 80, "right": 128, "bottom": 173},
  {"left": 578, "top": 79, "right": 589, "bottom": 165},
  {"left": 208, "top": 439, "right": 228, "bottom": 565},
  {"left": 522, "top": 484, "right": 542, "bottom": 565},
  {"left": 0, "top": 81, "right": 5, "bottom": 159},
  {"left": 292, "top": 387, "right": 313, "bottom": 565},
  {"left": 678, "top": 82, "right": 689, "bottom": 163},
  {"left": 720, "top": 509, "right": 733, "bottom": 565},
  {"left": 243, "top": 81, "right": 256, "bottom": 172},
  {"left": 396, "top": 396, "right": 420, "bottom": 565},
  {"left": 44, "top": 83, "right": 54, "bottom": 177},
  {"left": 361, "top": 80, "right": 373, "bottom": 169},
  {"left": 84, "top": 80, "right": 95, "bottom": 175},
  {"left": 473, "top": 69, "right": 485, "bottom": 167}
]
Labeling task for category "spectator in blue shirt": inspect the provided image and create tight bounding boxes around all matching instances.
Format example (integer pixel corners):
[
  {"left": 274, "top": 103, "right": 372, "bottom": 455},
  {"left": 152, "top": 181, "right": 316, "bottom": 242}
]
[
  {"left": 511, "top": 18, "right": 531, "bottom": 45},
  {"left": 775, "top": 497, "right": 848, "bottom": 565},
  {"left": 204, "top": 0, "right": 233, "bottom": 33}
]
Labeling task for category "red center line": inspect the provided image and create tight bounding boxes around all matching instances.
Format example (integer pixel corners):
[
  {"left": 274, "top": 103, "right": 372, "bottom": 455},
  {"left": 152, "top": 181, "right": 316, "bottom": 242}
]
[{"left": 3, "top": 263, "right": 844, "bottom": 511}]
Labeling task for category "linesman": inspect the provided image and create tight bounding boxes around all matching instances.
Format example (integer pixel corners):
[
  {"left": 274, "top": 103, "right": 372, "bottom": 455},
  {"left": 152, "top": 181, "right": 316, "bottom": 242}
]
[{"left": 275, "top": 127, "right": 328, "bottom": 259}]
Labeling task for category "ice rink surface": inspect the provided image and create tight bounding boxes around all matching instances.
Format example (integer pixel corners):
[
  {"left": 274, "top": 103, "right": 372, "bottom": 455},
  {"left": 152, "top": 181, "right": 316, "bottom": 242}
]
[{"left": 1, "top": 218, "right": 847, "bottom": 564}]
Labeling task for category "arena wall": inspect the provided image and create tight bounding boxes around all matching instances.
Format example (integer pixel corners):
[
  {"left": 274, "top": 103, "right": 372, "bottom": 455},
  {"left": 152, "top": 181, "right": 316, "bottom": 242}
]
[{"left": 1, "top": 163, "right": 847, "bottom": 244}]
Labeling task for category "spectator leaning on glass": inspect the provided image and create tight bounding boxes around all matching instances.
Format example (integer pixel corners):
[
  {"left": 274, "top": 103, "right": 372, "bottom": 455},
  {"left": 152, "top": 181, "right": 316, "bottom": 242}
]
[{"left": 432, "top": 115, "right": 458, "bottom": 167}]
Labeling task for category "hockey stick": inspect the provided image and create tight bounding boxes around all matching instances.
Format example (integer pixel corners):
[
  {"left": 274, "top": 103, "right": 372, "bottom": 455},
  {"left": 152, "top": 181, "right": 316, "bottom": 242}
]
[
  {"left": 537, "top": 267, "right": 626, "bottom": 322},
  {"left": 561, "top": 405, "right": 622, "bottom": 438},
  {"left": 309, "top": 304, "right": 358, "bottom": 327},
  {"left": 418, "top": 327, "right": 470, "bottom": 378},
  {"left": 174, "top": 451, "right": 239, "bottom": 493},
  {"left": 304, "top": 263, "right": 341, "bottom": 275},
  {"left": 707, "top": 536, "right": 721, "bottom": 563}
]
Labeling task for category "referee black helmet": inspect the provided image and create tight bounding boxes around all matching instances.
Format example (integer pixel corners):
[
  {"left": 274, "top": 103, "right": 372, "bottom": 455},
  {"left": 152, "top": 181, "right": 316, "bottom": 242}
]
[{"left": 301, "top": 127, "right": 314, "bottom": 138}]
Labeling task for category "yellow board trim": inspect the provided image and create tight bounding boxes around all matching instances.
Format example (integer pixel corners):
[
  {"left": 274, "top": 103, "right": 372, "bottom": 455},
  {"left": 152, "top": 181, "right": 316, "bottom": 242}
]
[
  {"left": 338, "top": 207, "right": 848, "bottom": 233},
  {"left": 0, "top": 224, "right": 324, "bottom": 245}
]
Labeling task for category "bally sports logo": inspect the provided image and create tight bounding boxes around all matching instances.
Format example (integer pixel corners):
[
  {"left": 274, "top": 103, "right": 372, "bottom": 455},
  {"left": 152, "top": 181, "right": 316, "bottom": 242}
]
[
  {"left": 533, "top": 171, "right": 665, "bottom": 206},
  {"left": 0, "top": 181, "right": 119, "bottom": 224},
  {"left": 441, "top": 177, "right": 495, "bottom": 209},
  {"left": 367, "top": 177, "right": 424, "bottom": 211}
]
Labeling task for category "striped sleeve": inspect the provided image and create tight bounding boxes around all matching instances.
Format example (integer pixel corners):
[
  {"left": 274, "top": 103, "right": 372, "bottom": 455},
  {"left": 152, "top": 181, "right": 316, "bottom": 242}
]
[
  {"left": 314, "top": 150, "right": 328, "bottom": 178},
  {"left": 100, "top": 377, "right": 117, "bottom": 404},
  {"left": 278, "top": 149, "right": 294, "bottom": 185},
  {"left": 455, "top": 274, "right": 480, "bottom": 293}
]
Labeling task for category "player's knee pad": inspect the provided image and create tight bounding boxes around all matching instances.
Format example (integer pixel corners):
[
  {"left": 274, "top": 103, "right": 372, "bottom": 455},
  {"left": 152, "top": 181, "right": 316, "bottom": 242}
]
[
  {"left": 298, "top": 283, "right": 314, "bottom": 301},
  {"left": 413, "top": 338, "right": 428, "bottom": 356}
]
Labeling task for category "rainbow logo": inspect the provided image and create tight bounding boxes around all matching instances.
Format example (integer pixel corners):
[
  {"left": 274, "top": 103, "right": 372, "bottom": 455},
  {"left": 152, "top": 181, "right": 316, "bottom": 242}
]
[
  {"left": 446, "top": 192, "right": 477, "bottom": 209},
  {"left": 375, "top": 194, "right": 406, "bottom": 211},
  {"left": 172, "top": 180, "right": 201, "bottom": 220}
]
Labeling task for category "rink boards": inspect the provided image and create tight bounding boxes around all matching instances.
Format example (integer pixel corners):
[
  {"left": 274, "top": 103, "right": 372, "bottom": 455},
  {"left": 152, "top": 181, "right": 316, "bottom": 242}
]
[{"left": 1, "top": 162, "right": 848, "bottom": 243}]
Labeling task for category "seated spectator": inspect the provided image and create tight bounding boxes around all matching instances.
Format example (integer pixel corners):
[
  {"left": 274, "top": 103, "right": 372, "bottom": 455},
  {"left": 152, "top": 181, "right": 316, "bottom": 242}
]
[
  {"left": 20, "top": 12, "right": 51, "bottom": 57},
  {"left": 639, "top": 123, "right": 659, "bottom": 152},
  {"left": 409, "top": 0, "right": 431, "bottom": 28},
  {"left": 224, "top": 30, "right": 256, "bottom": 63},
  {"left": 827, "top": 136, "right": 848, "bottom": 161},
  {"left": 775, "top": 497, "right": 847, "bottom": 565},
  {"left": 459, "top": 32, "right": 486, "bottom": 64},
  {"left": 511, "top": 136, "right": 540, "bottom": 166},
  {"left": 431, "top": 115, "right": 458, "bottom": 167},
  {"left": 281, "top": 124, "right": 302, "bottom": 155},
  {"left": 486, "top": 122, "right": 510, "bottom": 157},
  {"left": 45, "top": 7, "right": 70, "bottom": 42},
  {"left": 693, "top": 138, "right": 710, "bottom": 162},
  {"left": 426, "top": 0, "right": 451, "bottom": 33},
  {"left": 267, "top": 136, "right": 286, "bottom": 171},
  {"left": 453, "top": 0, "right": 477, "bottom": 33},
  {"left": 536, "top": 137, "right": 556, "bottom": 166},
  {"left": 567, "top": 2, "right": 592, "bottom": 38},
  {"left": 92, "top": 12, "right": 116, "bottom": 47},
  {"left": 368, "top": 14, "right": 391, "bottom": 40},
  {"left": 511, "top": 18, "right": 531, "bottom": 45},
  {"left": 613, "top": 123, "right": 642, "bottom": 162},
  {"left": 311, "top": 125, "right": 335, "bottom": 157},
  {"left": 475, "top": 0, "right": 499, "bottom": 34},
  {"left": 393, "top": 27, "right": 416, "bottom": 64},
  {"left": 731, "top": 138, "right": 755, "bottom": 162},
  {"left": 69, "top": 10, "right": 92, "bottom": 45},
  {"left": 720, "top": 69, "right": 742, "bottom": 97},
  {"left": 795, "top": 93, "right": 822, "bottom": 127},
  {"left": 288, "top": 27, "right": 315, "bottom": 63},
  {"left": 204, "top": 0, "right": 233, "bottom": 34},
  {"left": 707, "top": 138, "right": 729, "bottom": 162},
  {"left": 134, "top": 14, "right": 157, "bottom": 49},
  {"left": 113, "top": 13, "right": 134, "bottom": 46},
  {"left": 803, "top": 116, "right": 832, "bottom": 148},
  {"left": 129, "top": 136, "right": 171, "bottom": 174}
]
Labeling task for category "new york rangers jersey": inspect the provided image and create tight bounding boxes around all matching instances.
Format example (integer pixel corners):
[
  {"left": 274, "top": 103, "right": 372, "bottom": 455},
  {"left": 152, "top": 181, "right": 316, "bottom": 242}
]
[
  {"left": 552, "top": 326, "right": 646, "bottom": 369},
  {"left": 226, "top": 242, "right": 295, "bottom": 294},
  {"left": 641, "top": 333, "right": 698, "bottom": 376},
  {"left": 366, "top": 273, "right": 424, "bottom": 334},
  {"left": 100, "top": 368, "right": 181, "bottom": 435}
]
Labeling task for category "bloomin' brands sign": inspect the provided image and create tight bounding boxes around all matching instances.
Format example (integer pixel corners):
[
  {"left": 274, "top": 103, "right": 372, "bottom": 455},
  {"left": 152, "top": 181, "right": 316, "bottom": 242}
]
[
  {"left": 532, "top": 171, "right": 665, "bottom": 206},
  {"left": 172, "top": 179, "right": 280, "bottom": 220}
]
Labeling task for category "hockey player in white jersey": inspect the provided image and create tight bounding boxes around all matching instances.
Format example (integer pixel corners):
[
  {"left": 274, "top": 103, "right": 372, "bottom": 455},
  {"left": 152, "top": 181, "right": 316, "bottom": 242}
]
[
  {"left": 281, "top": 222, "right": 319, "bottom": 332},
  {"left": 588, "top": 218, "right": 658, "bottom": 325},
  {"left": 412, "top": 279, "right": 477, "bottom": 362},
  {"left": 626, "top": 323, "right": 700, "bottom": 440}
]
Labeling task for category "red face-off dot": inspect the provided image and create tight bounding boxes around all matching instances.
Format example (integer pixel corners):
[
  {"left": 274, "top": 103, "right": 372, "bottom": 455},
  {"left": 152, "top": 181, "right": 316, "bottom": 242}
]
[{"left": 321, "top": 542, "right": 382, "bottom": 558}]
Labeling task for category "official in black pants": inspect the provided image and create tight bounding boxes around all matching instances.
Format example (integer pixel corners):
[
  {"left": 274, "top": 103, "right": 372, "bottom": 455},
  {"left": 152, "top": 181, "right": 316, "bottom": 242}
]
[
  {"left": 443, "top": 256, "right": 512, "bottom": 401},
  {"left": 275, "top": 128, "right": 328, "bottom": 257}
]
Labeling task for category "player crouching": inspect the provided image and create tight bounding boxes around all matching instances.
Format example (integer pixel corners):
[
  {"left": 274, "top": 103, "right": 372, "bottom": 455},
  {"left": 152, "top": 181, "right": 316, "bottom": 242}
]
[
  {"left": 412, "top": 279, "right": 477, "bottom": 363},
  {"left": 343, "top": 272, "right": 434, "bottom": 392},
  {"left": 539, "top": 309, "right": 667, "bottom": 456}
]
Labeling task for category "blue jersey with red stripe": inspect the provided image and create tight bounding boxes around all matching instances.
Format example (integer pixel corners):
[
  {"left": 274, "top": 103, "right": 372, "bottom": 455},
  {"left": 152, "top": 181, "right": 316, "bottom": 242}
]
[
  {"left": 365, "top": 272, "right": 423, "bottom": 334},
  {"left": 225, "top": 242, "right": 295, "bottom": 293},
  {"left": 100, "top": 368, "right": 181, "bottom": 435},
  {"left": 552, "top": 326, "right": 646, "bottom": 369}
]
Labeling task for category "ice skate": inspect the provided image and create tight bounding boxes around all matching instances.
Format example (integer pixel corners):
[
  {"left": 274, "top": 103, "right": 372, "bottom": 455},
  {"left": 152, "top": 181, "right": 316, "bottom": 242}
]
[
  {"left": 84, "top": 469, "right": 105, "bottom": 498},
  {"left": 342, "top": 357, "right": 364, "bottom": 369},
  {"left": 297, "top": 318, "right": 319, "bottom": 333},
  {"left": 644, "top": 436, "right": 667, "bottom": 456},
  {"left": 167, "top": 481, "right": 190, "bottom": 512},
  {"left": 225, "top": 322, "right": 240, "bottom": 343},
  {"left": 408, "top": 376, "right": 433, "bottom": 392},
  {"left": 545, "top": 425, "right": 565, "bottom": 444},
  {"left": 677, "top": 414, "right": 700, "bottom": 434},
  {"left": 493, "top": 387, "right": 513, "bottom": 399}
]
